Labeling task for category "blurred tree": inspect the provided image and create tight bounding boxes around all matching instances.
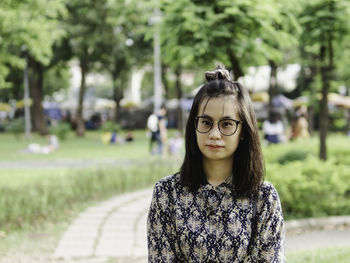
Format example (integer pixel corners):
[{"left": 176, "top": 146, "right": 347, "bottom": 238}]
[
  {"left": 0, "top": 0, "right": 67, "bottom": 134},
  {"left": 299, "top": 0, "right": 350, "bottom": 160},
  {"left": 43, "top": 63, "right": 71, "bottom": 97},
  {"left": 159, "top": 0, "right": 298, "bottom": 79},
  {"left": 157, "top": 0, "right": 300, "bottom": 131},
  {"left": 43, "top": 37, "right": 73, "bottom": 95},
  {"left": 65, "top": 0, "right": 113, "bottom": 136},
  {"left": 253, "top": 0, "right": 301, "bottom": 111},
  {"left": 101, "top": 0, "right": 152, "bottom": 122}
]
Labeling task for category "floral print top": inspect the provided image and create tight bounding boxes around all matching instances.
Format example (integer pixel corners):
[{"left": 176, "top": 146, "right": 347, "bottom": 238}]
[{"left": 147, "top": 173, "right": 285, "bottom": 262}]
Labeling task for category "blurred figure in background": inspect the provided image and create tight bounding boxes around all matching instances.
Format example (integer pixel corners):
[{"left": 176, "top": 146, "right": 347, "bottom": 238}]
[
  {"left": 124, "top": 131, "right": 134, "bottom": 142},
  {"left": 26, "top": 133, "right": 59, "bottom": 154},
  {"left": 168, "top": 131, "right": 183, "bottom": 155},
  {"left": 262, "top": 111, "right": 286, "bottom": 145},
  {"left": 291, "top": 106, "right": 310, "bottom": 140},
  {"left": 147, "top": 104, "right": 167, "bottom": 155}
]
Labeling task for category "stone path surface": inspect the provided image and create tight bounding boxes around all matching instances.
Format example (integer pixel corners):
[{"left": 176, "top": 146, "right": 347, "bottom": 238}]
[
  {"left": 54, "top": 188, "right": 152, "bottom": 263},
  {"left": 53, "top": 188, "right": 350, "bottom": 263}
]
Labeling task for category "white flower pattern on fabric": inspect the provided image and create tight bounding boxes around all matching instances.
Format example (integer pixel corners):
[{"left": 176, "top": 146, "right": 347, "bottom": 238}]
[{"left": 147, "top": 173, "right": 285, "bottom": 263}]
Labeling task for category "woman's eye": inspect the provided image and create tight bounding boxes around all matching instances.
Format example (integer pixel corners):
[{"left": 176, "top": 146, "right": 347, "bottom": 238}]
[
  {"left": 222, "top": 121, "right": 233, "bottom": 127},
  {"left": 202, "top": 120, "right": 212, "bottom": 126}
]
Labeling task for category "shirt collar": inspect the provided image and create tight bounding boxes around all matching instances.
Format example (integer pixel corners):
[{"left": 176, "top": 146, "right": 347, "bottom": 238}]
[{"left": 199, "top": 175, "right": 233, "bottom": 195}]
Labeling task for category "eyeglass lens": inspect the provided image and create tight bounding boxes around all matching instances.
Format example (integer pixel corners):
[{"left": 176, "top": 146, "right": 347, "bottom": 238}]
[{"left": 195, "top": 117, "right": 238, "bottom": 136}]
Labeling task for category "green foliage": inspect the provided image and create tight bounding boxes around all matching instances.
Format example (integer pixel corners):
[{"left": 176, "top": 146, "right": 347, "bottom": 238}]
[
  {"left": 158, "top": 0, "right": 300, "bottom": 77},
  {"left": 0, "top": 0, "right": 68, "bottom": 88},
  {"left": 265, "top": 136, "right": 350, "bottom": 219},
  {"left": 4, "top": 117, "right": 24, "bottom": 138},
  {"left": 100, "top": 121, "right": 121, "bottom": 133},
  {"left": 0, "top": 161, "right": 177, "bottom": 231},
  {"left": 49, "top": 122, "right": 71, "bottom": 141},
  {"left": 43, "top": 64, "right": 71, "bottom": 96},
  {"left": 276, "top": 149, "right": 310, "bottom": 164}
]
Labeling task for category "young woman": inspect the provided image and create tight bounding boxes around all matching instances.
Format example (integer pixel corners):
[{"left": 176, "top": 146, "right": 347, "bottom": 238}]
[{"left": 147, "top": 66, "right": 285, "bottom": 262}]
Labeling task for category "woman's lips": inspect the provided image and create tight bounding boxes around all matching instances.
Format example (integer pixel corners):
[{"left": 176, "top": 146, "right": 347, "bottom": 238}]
[{"left": 207, "top": 144, "right": 223, "bottom": 150}]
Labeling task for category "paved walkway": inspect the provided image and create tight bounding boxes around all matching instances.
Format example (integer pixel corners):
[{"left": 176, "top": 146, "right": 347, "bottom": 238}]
[
  {"left": 54, "top": 189, "right": 152, "bottom": 263},
  {"left": 53, "top": 188, "right": 350, "bottom": 263}
]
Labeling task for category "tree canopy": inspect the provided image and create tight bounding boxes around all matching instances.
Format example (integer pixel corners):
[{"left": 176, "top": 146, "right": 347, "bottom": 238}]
[{"left": 0, "top": 0, "right": 67, "bottom": 89}]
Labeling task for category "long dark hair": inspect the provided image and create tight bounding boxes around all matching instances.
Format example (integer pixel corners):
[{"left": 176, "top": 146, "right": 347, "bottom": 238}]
[{"left": 180, "top": 66, "right": 264, "bottom": 197}]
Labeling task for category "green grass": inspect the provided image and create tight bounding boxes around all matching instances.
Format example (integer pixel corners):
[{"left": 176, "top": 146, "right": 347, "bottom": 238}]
[
  {"left": 0, "top": 162, "right": 180, "bottom": 231},
  {"left": 287, "top": 246, "right": 350, "bottom": 263},
  {"left": 0, "top": 167, "right": 72, "bottom": 188},
  {"left": 0, "top": 131, "right": 349, "bottom": 261},
  {"left": 0, "top": 129, "right": 153, "bottom": 161}
]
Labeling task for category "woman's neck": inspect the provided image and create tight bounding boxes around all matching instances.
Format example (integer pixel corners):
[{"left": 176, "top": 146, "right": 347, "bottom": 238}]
[{"left": 203, "top": 158, "right": 233, "bottom": 187}]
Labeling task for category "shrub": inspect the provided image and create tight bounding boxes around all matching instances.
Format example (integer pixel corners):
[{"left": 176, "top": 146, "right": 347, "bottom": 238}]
[
  {"left": 101, "top": 121, "right": 121, "bottom": 133},
  {"left": 277, "top": 150, "right": 310, "bottom": 164},
  {"left": 267, "top": 156, "right": 350, "bottom": 219},
  {"left": 5, "top": 117, "right": 24, "bottom": 138},
  {"left": 49, "top": 122, "right": 71, "bottom": 140}
]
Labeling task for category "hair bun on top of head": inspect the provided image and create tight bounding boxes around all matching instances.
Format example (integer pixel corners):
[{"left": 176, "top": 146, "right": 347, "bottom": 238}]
[{"left": 205, "top": 66, "right": 230, "bottom": 82}]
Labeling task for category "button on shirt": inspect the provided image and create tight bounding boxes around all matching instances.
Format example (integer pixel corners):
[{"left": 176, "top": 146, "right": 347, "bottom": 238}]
[{"left": 147, "top": 173, "right": 285, "bottom": 262}]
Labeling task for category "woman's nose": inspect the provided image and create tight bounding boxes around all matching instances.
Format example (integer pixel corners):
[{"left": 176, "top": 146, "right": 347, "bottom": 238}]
[{"left": 208, "top": 123, "right": 221, "bottom": 138}]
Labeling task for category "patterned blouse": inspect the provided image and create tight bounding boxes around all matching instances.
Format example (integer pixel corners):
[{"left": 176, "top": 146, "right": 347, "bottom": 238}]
[{"left": 147, "top": 173, "right": 285, "bottom": 263}]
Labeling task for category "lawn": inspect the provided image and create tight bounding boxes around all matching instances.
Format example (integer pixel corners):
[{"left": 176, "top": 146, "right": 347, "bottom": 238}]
[
  {"left": 287, "top": 246, "right": 350, "bottom": 263},
  {"left": 0, "top": 130, "right": 349, "bottom": 262},
  {"left": 0, "top": 129, "right": 153, "bottom": 161}
]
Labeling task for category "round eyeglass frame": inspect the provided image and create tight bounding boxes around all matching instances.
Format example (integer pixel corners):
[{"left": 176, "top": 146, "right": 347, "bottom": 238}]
[{"left": 195, "top": 116, "right": 243, "bottom": 136}]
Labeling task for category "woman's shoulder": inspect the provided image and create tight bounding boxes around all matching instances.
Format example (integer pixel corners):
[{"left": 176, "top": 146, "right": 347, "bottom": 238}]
[
  {"left": 153, "top": 173, "right": 182, "bottom": 193},
  {"left": 258, "top": 181, "right": 281, "bottom": 202},
  {"left": 151, "top": 173, "right": 182, "bottom": 210}
]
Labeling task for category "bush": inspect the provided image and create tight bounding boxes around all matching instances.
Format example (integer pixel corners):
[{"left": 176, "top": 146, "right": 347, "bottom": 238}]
[
  {"left": 49, "top": 122, "right": 71, "bottom": 140},
  {"left": 5, "top": 117, "right": 24, "bottom": 138},
  {"left": 277, "top": 150, "right": 310, "bottom": 164},
  {"left": 101, "top": 121, "right": 121, "bottom": 133},
  {"left": 262, "top": 135, "right": 350, "bottom": 219},
  {"left": 267, "top": 155, "right": 350, "bottom": 219}
]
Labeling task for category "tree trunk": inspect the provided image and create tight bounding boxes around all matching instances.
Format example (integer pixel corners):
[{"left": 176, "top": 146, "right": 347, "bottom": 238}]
[
  {"left": 76, "top": 59, "right": 88, "bottom": 136},
  {"left": 113, "top": 82, "right": 123, "bottom": 122},
  {"left": 268, "top": 60, "right": 277, "bottom": 112},
  {"left": 112, "top": 60, "right": 125, "bottom": 122},
  {"left": 228, "top": 50, "right": 244, "bottom": 80},
  {"left": 307, "top": 106, "right": 314, "bottom": 135},
  {"left": 28, "top": 57, "right": 47, "bottom": 135},
  {"left": 174, "top": 67, "right": 183, "bottom": 134},
  {"left": 319, "top": 37, "right": 333, "bottom": 160},
  {"left": 161, "top": 63, "right": 170, "bottom": 100},
  {"left": 319, "top": 59, "right": 328, "bottom": 159}
]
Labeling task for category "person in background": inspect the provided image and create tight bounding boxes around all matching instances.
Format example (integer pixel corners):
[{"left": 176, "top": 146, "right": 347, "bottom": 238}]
[
  {"left": 147, "top": 104, "right": 167, "bottom": 155},
  {"left": 147, "top": 65, "right": 285, "bottom": 262},
  {"left": 167, "top": 131, "right": 183, "bottom": 155},
  {"left": 291, "top": 106, "right": 310, "bottom": 140},
  {"left": 26, "top": 133, "right": 59, "bottom": 154},
  {"left": 109, "top": 130, "right": 118, "bottom": 144},
  {"left": 262, "top": 111, "right": 285, "bottom": 145},
  {"left": 124, "top": 131, "right": 134, "bottom": 142}
]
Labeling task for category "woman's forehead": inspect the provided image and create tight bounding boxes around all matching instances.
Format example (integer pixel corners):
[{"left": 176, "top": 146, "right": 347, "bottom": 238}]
[{"left": 198, "top": 96, "right": 238, "bottom": 118}]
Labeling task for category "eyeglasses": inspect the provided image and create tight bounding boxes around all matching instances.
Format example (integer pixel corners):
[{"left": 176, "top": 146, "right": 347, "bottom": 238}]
[{"left": 195, "top": 116, "right": 242, "bottom": 136}]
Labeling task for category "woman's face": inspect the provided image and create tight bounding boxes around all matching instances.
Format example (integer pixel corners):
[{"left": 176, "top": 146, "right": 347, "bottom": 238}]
[{"left": 196, "top": 96, "right": 243, "bottom": 162}]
